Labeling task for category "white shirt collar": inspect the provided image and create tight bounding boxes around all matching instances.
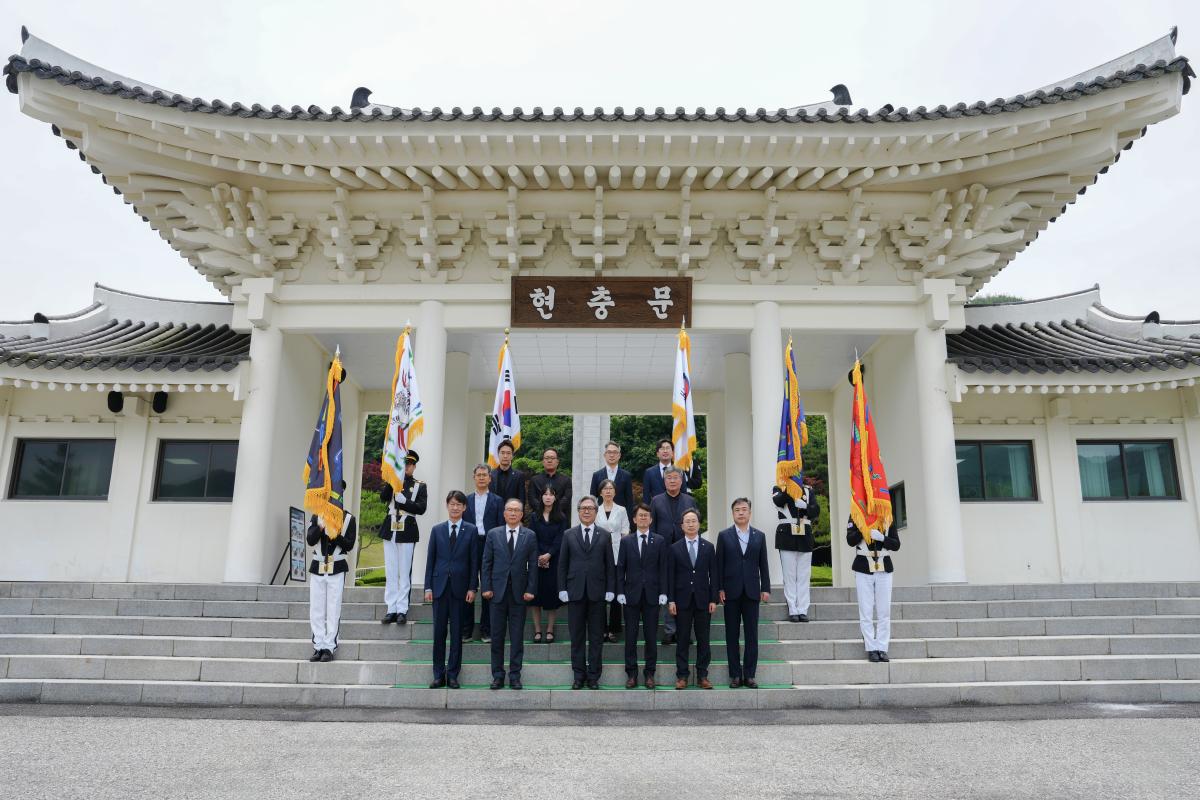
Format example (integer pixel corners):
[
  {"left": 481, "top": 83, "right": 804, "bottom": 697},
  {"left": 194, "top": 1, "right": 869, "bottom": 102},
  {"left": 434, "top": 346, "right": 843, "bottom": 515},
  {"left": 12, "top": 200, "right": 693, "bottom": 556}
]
[{"left": 735, "top": 526, "right": 751, "bottom": 537}]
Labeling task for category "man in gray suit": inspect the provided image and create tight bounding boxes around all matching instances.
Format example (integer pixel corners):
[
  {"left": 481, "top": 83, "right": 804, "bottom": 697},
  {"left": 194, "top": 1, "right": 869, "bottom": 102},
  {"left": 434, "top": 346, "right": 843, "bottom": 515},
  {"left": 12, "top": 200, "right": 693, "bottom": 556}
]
[
  {"left": 481, "top": 498, "right": 538, "bottom": 690},
  {"left": 558, "top": 495, "right": 615, "bottom": 689}
]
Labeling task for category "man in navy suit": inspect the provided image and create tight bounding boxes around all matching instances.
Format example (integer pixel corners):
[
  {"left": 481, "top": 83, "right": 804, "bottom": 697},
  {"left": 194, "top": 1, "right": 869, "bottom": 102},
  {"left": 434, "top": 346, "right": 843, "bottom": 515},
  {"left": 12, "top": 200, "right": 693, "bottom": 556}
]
[
  {"left": 481, "top": 498, "right": 539, "bottom": 690},
  {"left": 667, "top": 508, "right": 717, "bottom": 690},
  {"left": 423, "top": 490, "right": 478, "bottom": 689},
  {"left": 463, "top": 463, "right": 504, "bottom": 642},
  {"left": 590, "top": 441, "right": 635, "bottom": 513},
  {"left": 641, "top": 438, "right": 702, "bottom": 505},
  {"left": 714, "top": 497, "right": 772, "bottom": 688},
  {"left": 558, "top": 495, "right": 616, "bottom": 690},
  {"left": 615, "top": 503, "right": 668, "bottom": 688},
  {"left": 649, "top": 467, "right": 698, "bottom": 645}
]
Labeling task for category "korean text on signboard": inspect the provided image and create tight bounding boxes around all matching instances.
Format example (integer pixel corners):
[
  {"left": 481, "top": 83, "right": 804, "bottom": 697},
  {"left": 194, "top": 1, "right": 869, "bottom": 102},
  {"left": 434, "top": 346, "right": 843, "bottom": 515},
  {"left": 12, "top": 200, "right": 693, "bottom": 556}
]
[{"left": 510, "top": 277, "right": 692, "bottom": 328}]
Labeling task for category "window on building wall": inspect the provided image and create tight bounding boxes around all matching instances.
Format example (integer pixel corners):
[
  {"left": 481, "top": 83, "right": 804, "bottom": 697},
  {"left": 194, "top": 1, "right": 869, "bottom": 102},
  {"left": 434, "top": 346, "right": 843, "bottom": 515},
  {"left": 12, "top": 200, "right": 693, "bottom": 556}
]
[
  {"left": 1077, "top": 440, "right": 1180, "bottom": 500},
  {"left": 955, "top": 441, "right": 1038, "bottom": 501},
  {"left": 889, "top": 482, "right": 907, "bottom": 529},
  {"left": 9, "top": 439, "right": 116, "bottom": 499},
  {"left": 154, "top": 441, "right": 238, "bottom": 501}
]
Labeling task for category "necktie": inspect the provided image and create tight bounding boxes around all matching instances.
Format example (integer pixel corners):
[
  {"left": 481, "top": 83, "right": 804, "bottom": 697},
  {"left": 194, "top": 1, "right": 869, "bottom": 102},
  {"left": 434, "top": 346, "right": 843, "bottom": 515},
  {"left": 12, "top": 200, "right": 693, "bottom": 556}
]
[
  {"left": 584, "top": 527, "right": 591, "bottom": 547},
  {"left": 689, "top": 539, "right": 697, "bottom": 566},
  {"left": 450, "top": 523, "right": 457, "bottom": 547},
  {"left": 640, "top": 534, "right": 647, "bottom": 558},
  {"left": 507, "top": 529, "right": 515, "bottom": 555}
]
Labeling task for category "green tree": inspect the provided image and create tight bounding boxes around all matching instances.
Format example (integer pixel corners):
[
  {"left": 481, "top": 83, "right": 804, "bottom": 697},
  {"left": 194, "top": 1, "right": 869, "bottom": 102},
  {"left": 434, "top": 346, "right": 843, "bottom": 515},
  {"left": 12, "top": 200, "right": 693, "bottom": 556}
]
[{"left": 970, "top": 293, "right": 1025, "bottom": 305}]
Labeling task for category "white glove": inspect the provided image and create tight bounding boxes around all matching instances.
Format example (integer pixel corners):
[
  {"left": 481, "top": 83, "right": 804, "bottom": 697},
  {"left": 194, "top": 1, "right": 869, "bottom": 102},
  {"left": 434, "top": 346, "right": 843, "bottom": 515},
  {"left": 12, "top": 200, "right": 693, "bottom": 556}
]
[
  {"left": 558, "top": 591, "right": 569, "bottom": 603},
  {"left": 869, "top": 529, "right": 885, "bottom": 542},
  {"left": 316, "top": 516, "right": 326, "bottom": 530},
  {"left": 658, "top": 594, "right": 668, "bottom": 606},
  {"left": 795, "top": 500, "right": 807, "bottom": 510},
  {"left": 617, "top": 594, "right": 626, "bottom": 605},
  {"left": 605, "top": 592, "right": 614, "bottom": 602}
]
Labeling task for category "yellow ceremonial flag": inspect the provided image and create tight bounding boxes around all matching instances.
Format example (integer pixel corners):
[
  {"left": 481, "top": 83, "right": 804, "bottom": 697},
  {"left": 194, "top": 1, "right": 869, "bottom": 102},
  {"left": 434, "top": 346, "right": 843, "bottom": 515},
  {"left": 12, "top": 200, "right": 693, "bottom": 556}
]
[{"left": 671, "top": 322, "right": 698, "bottom": 471}]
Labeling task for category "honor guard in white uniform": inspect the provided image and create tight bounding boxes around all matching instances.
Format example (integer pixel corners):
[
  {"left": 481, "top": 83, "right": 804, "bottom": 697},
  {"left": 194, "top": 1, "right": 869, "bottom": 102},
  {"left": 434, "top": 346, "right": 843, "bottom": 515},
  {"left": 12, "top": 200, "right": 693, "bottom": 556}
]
[
  {"left": 846, "top": 515, "right": 901, "bottom": 662},
  {"left": 307, "top": 484, "right": 357, "bottom": 662},
  {"left": 378, "top": 451, "right": 428, "bottom": 624},
  {"left": 773, "top": 484, "right": 821, "bottom": 622}
]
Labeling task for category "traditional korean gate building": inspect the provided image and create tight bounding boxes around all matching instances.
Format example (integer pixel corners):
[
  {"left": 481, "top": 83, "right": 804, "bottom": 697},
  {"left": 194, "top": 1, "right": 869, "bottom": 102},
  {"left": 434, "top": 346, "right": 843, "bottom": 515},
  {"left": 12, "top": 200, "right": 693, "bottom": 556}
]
[{"left": 1, "top": 27, "right": 1197, "bottom": 594}]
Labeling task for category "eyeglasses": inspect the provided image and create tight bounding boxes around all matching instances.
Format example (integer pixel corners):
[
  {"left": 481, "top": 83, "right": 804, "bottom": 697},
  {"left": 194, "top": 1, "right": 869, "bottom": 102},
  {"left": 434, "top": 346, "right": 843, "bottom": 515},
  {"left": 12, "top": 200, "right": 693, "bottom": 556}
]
[{"left": 578, "top": 505, "right": 597, "bottom": 512}]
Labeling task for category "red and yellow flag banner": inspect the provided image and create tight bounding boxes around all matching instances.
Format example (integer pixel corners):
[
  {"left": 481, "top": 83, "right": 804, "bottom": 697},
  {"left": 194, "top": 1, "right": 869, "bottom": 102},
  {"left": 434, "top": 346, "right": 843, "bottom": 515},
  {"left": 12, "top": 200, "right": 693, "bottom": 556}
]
[{"left": 848, "top": 359, "right": 892, "bottom": 539}]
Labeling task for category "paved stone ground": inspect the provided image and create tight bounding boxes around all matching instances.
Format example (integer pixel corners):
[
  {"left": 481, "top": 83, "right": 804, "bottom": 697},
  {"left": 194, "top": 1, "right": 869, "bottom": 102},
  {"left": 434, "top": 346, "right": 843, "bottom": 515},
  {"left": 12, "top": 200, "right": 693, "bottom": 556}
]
[{"left": 1, "top": 704, "right": 1197, "bottom": 799}]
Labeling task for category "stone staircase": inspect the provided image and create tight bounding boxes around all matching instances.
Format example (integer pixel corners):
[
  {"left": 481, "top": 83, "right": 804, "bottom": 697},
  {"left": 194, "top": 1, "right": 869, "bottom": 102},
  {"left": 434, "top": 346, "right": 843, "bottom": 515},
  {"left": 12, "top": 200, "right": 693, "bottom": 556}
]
[{"left": 1, "top": 580, "right": 1198, "bottom": 710}]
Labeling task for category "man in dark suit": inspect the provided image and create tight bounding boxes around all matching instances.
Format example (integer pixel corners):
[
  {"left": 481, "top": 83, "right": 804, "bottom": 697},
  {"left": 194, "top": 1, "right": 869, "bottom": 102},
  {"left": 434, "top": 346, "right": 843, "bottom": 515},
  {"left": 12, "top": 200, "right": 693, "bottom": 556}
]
[
  {"left": 589, "top": 441, "right": 634, "bottom": 513},
  {"left": 714, "top": 497, "right": 772, "bottom": 688},
  {"left": 615, "top": 503, "right": 668, "bottom": 689},
  {"left": 378, "top": 451, "right": 428, "bottom": 624},
  {"left": 667, "top": 508, "right": 717, "bottom": 690},
  {"left": 529, "top": 447, "right": 572, "bottom": 520},
  {"left": 423, "top": 491, "right": 478, "bottom": 689},
  {"left": 489, "top": 438, "right": 526, "bottom": 510},
  {"left": 649, "top": 467, "right": 698, "bottom": 644},
  {"left": 463, "top": 463, "right": 504, "bottom": 642},
  {"left": 641, "top": 438, "right": 703, "bottom": 504},
  {"left": 557, "top": 495, "right": 615, "bottom": 689},
  {"left": 481, "top": 498, "right": 539, "bottom": 689}
]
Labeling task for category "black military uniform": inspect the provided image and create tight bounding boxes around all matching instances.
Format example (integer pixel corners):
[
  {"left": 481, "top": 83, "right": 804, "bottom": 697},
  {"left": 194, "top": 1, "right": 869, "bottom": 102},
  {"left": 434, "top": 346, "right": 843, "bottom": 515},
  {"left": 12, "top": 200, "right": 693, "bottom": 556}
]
[
  {"left": 773, "top": 484, "right": 821, "bottom": 622},
  {"left": 378, "top": 451, "right": 428, "bottom": 623}
]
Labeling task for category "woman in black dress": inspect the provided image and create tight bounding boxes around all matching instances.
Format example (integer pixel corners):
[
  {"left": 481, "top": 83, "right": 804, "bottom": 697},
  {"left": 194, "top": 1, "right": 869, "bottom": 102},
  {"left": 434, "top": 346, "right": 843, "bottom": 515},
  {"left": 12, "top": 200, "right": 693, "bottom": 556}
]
[{"left": 528, "top": 484, "right": 567, "bottom": 643}]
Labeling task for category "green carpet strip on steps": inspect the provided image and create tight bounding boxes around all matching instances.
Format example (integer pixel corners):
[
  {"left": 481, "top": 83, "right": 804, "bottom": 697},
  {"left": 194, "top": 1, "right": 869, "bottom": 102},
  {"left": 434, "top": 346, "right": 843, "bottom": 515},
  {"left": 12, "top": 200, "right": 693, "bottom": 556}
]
[{"left": 391, "top": 683, "right": 793, "bottom": 690}]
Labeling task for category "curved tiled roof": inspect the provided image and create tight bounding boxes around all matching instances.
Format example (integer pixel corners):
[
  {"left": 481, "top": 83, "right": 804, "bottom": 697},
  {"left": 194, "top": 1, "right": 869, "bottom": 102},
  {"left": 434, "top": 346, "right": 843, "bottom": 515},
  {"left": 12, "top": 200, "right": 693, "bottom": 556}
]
[
  {"left": 947, "top": 320, "right": 1200, "bottom": 375},
  {"left": 0, "top": 319, "right": 248, "bottom": 372},
  {"left": 4, "top": 45, "right": 1192, "bottom": 124}
]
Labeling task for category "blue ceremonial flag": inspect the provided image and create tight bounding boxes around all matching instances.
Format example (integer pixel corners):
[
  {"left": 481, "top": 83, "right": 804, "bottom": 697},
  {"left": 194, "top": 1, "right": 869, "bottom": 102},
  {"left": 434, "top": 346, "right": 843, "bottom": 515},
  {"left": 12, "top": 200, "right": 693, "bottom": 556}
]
[
  {"left": 775, "top": 338, "right": 809, "bottom": 502},
  {"left": 303, "top": 350, "right": 345, "bottom": 539}
]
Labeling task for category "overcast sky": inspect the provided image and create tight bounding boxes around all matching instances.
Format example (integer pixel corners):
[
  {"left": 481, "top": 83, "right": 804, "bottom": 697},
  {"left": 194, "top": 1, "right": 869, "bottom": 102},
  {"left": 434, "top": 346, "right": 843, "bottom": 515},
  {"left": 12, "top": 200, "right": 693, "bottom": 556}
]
[{"left": 1, "top": 0, "right": 1197, "bottom": 320}]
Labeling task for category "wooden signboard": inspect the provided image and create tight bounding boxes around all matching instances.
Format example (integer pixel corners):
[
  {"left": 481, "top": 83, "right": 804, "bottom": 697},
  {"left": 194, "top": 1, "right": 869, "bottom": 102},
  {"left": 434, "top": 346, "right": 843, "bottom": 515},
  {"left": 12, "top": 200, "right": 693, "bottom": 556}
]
[{"left": 510, "top": 277, "right": 692, "bottom": 328}]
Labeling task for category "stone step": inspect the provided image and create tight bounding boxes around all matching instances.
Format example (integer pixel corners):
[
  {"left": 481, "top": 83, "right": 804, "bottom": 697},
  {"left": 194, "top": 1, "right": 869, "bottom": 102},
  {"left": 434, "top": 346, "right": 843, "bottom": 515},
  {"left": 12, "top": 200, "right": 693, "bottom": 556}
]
[
  {"left": 4, "top": 633, "right": 1199, "bottom": 662},
  {"left": 4, "top": 581, "right": 1200, "bottom": 603},
  {"left": 3, "top": 613, "right": 1196, "bottom": 641},
  {"left": 2, "top": 677, "right": 1197, "bottom": 709},
  {"left": 4, "top": 652, "right": 1197, "bottom": 687},
  {"left": 4, "top": 594, "right": 1198, "bottom": 621}
]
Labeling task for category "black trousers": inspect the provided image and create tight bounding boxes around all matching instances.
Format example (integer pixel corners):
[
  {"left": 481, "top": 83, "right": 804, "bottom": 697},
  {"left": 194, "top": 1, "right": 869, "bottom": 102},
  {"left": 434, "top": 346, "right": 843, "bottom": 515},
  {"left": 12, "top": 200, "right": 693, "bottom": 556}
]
[
  {"left": 431, "top": 593, "right": 466, "bottom": 681},
  {"left": 488, "top": 593, "right": 527, "bottom": 682},
  {"left": 722, "top": 595, "right": 761, "bottom": 680},
  {"left": 567, "top": 596, "right": 606, "bottom": 682},
  {"left": 674, "top": 604, "right": 711, "bottom": 679},
  {"left": 623, "top": 600, "right": 659, "bottom": 676},
  {"left": 607, "top": 599, "right": 623, "bottom": 633},
  {"left": 466, "top": 536, "right": 490, "bottom": 634}
]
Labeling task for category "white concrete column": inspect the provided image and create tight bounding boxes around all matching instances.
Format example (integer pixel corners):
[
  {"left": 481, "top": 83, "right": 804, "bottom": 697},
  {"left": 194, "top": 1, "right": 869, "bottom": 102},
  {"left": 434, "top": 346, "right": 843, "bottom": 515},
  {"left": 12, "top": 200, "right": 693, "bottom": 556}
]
[
  {"left": 224, "top": 323, "right": 285, "bottom": 583},
  {"left": 1044, "top": 397, "right": 1084, "bottom": 581},
  {"left": 1180, "top": 388, "right": 1200, "bottom": 545},
  {"left": 704, "top": 393, "right": 726, "bottom": 537},
  {"left": 466, "top": 391, "right": 490, "bottom": 472},
  {"left": 440, "top": 352, "right": 471, "bottom": 498},
  {"left": 106, "top": 397, "right": 151, "bottom": 582},
  {"left": 723, "top": 353, "right": 753, "bottom": 503},
  {"left": 0, "top": 386, "right": 14, "bottom": 493},
  {"left": 828, "top": 379, "right": 853, "bottom": 587},
  {"left": 412, "top": 300, "right": 448, "bottom": 587},
  {"left": 912, "top": 325, "right": 967, "bottom": 584},
  {"left": 338, "top": 384, "right": 361, "bottom": 588},
  {"left": 572, "top": 414, "right": 610, "bottom": 525},
  {"left": 750, "top": 302, "right": 784, "bottom": 582}
]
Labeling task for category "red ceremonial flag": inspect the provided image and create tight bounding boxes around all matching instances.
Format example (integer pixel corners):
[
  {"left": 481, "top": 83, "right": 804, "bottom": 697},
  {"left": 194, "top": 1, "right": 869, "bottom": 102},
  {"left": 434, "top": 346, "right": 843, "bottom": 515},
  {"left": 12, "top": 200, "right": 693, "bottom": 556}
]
[{"left": 848, "top": 359, "right": 893, "bottom": 539}]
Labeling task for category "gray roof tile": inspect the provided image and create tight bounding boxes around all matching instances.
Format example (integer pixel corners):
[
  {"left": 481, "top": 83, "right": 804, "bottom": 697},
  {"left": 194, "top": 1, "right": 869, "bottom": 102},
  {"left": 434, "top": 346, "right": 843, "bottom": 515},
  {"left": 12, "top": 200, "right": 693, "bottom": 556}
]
[{"left": 0, "top": 319, "right": 248, "bottom": 372}]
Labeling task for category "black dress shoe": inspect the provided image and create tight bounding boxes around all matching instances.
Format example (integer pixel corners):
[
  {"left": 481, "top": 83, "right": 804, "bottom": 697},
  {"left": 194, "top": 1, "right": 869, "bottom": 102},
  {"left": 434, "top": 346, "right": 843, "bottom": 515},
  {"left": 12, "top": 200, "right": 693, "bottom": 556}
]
[
  {"left": 587, "top": 680, "right": 599, "bottom": 690},
  {"left": 396, "top": 613, "right": 408, "bottom": 625},
  {"left": 319, "top": 649, "right": 334, "bottom": 662},
  {"left": 490, "top": 679, "right": 503, "bottom": 690},
  {"left": 877, "top": 651, "right": 890, "bottom": 662},
  {"left": 309, "top": 650, "right": 322, "bottom": 662},
  {"left": 788, "top": 615, "right": 799, "bottom": 623},
  {"left": 510, "top": 678, "right": 523, "bottom": 690},
  {"left": 429, "top": 677, "right": 447, "bottom": 689},
  {"left": 744, "top": 678, "right": 759, "bottom": 689},
  {"left": 867, "top": 650, "right": 881, "bottom": 662},
  {"left": 381, "top": 613, "right": 398, "bottom": 624},
  {"left": 447, "top": 679, "right": 461, "bottom": 690},
  {"left": 797, "top": 614, "right": 809, "bottom": 623},
  {"left": 730, "top": 678, "right": 743, "bottom": 689},
  {"left": 571, "top": 680, "right": 583, "bottom": 690}
]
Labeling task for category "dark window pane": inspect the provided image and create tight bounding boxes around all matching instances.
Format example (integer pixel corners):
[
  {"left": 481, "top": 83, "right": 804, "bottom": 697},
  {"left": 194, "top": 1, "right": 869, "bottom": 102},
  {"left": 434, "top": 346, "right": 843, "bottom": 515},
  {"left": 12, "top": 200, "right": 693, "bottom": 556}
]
[
  {"left": 207, "top": 442, "right": 238, "bottom": 499},
  {"left": 12, "top": 441, "right": 68, "bottom": 497},
  {"left": 1078, "top": 443, "right": 1126, "bottom": 499},
  {"left": 955, "top": 443, "right": 982, "bottom": 500},
  {"left": 1124, "top": 442, "right": 1179, "bottom": 499},
  {"left": 157, "top": 442, "right": 210, "bottom": 499},
  {"left": 61, "top": 440, "right": 115, "bottom": 497},
  {"left": 982, "top": 443, "right": 1036, "bottom": 500}
]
